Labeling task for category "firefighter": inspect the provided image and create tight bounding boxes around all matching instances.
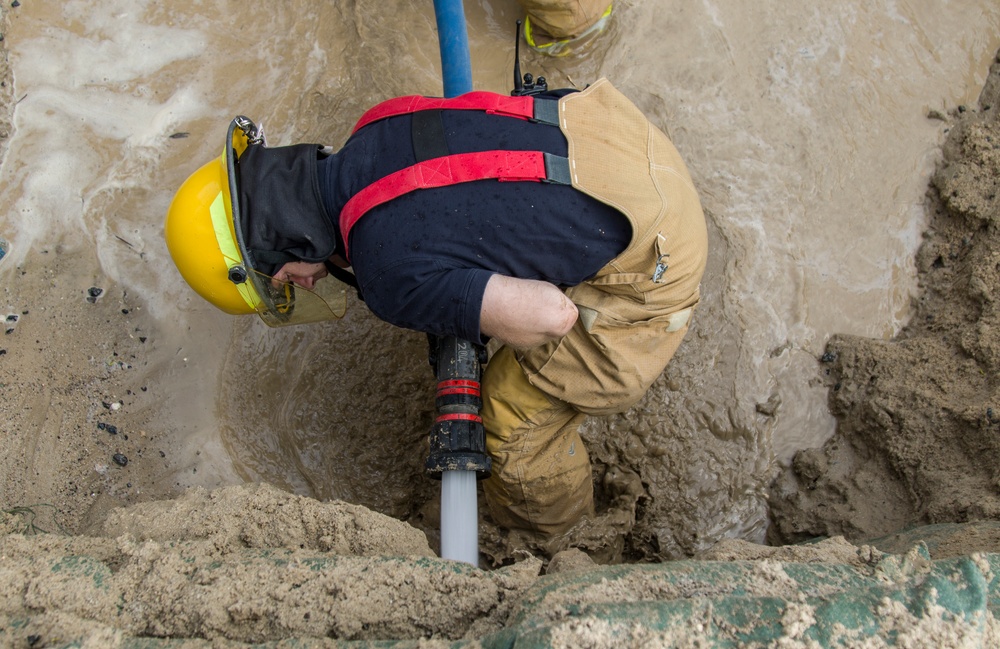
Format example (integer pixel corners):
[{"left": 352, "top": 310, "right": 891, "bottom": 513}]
[{"left": 164, "top": 78, "right": 707, "bottom": 550}]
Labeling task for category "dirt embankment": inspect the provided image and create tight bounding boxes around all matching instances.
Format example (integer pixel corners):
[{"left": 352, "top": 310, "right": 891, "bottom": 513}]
[{"left": 769, "top": 51, "right": 1000, "bottom": 546}]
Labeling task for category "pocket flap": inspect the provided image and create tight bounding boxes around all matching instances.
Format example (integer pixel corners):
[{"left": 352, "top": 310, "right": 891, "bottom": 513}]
[
  {"left": 665, "top": 307, "right": 692, "bottom": 332},
  {"left": 577, "top": 305, "right": 599, "bottom": 332}
]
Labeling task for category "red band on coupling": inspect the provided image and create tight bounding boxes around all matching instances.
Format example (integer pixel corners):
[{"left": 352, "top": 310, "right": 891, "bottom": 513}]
[
  {"left": 437, "top": 388, "right": 481, "bottom": 398},
  {"left": 435, "top": 413, "right": 483, "bottom": 424},
  {"left": 436, "top": 379, "right": 481, "bottom": 398},
  {"left": 439, "top": 379, "right": 480, "bottom": 389}
]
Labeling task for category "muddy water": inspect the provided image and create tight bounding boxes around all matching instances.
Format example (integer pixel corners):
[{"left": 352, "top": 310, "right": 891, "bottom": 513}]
[{"left": 3, "top": 0, "right": 999, "bottom": 559}]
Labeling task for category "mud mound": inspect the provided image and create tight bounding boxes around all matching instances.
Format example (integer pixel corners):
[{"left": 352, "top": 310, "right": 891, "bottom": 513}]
[
  {"left": 769, "top": 52, "right": 1000, "bottom": 544},
  {"left": 95, "top": 483, "right": 433, "bottom": 557},
  {"left": 1, "top": 483, "right": 542, "bottom": 645}
]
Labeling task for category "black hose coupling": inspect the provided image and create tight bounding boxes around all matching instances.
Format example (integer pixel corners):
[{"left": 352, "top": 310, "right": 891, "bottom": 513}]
[{"left": 425, "top": 335, "right": 492, "bottom": 479}]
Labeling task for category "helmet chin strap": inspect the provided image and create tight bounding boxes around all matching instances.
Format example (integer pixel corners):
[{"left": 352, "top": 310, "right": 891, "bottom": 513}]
[
  {"left": 242, "top": 247, "right": 362, "bottom": 302},
  {"left": 324, "top": 259, "right": 363, "bottom": 301}
]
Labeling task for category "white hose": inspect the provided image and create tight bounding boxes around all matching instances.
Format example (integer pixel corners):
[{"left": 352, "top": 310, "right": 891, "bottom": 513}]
[{"left": 439, "top": 470, "right": 479, "bottom": 565}]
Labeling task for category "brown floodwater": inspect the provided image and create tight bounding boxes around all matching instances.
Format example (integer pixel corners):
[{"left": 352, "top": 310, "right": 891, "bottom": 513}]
[{"left": 3, "top": 0, "right": 999, "bottom": 559}]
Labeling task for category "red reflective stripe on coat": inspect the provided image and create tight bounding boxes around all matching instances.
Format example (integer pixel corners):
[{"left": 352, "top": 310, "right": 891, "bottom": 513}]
[
  {"left": 352, "top": 92, "right": 536, "bottom": 133},
  {"left": 340, "top": 150, "right": 547, "bottom": 261}
]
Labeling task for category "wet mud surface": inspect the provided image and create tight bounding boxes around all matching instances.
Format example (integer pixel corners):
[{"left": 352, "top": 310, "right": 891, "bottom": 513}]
[
  {"left": 3, "top": 0, "right": 1000, "bottom": 645},
  {"left": 769, "top": 52, "right": 1000, "bottom": 545}
]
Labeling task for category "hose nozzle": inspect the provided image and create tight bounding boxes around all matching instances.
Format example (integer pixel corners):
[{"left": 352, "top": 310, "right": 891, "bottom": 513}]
[{"left": 425, "top": 335, "right": 492, "bottom": 479}]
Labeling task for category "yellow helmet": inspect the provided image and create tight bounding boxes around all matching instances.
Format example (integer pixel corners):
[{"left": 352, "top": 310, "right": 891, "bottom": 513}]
[{"left": 165, "top": 117, "right": 346, "bottom": 326}]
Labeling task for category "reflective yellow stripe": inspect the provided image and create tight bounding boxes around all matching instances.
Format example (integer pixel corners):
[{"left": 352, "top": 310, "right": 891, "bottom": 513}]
[
  {"left": 209, "top": 192, "right": 260, "bottom": 310},
  {"left": 522, "top": 15, "right": 543, "bottom": 48},
  {"left": 524, "top": 4, "right": 612, "bottom": 56}
]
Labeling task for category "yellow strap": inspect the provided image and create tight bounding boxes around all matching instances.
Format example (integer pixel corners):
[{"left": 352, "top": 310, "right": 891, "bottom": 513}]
[
  {"left": 209, "top": 192, "right": 260, "bottom": 310},
  {"left": 524, "top": 3, "right": 612, "bottom": 56}
]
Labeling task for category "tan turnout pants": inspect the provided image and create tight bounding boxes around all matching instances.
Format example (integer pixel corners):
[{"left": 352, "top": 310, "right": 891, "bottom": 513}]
[
  {"left": 517, "top": 0, "right": 611, "bottom": 41},
  {"left": 481, "top": 80, "right": 709, "bottom": 544}
]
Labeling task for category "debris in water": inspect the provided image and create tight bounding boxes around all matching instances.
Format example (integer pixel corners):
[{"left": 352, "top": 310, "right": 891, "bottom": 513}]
[
  {"left": 0, "top": 238, "right": 7, "bottom": 263},
  {"left": 112, "top": 453, "right": 128, "bottom": 467},
  {"left": 97, "top": 422, "right": 118, "bottom": 435},
  {"left": 756, "top": 394, "right": 781, "bottom": 417},
  {"left": 169, "top": 132, "right": 190, "bottom": 139},
  {"left": 86, "top": 287, "right": 103, "bottom": 303}
]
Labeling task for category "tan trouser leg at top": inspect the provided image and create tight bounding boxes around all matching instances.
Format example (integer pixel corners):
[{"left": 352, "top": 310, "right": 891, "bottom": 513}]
[
  {"left": 517, "top": 0, "right": 611, "bottom": 40},
  {"left": 481, "top": 345, "right": 594, "bottom": 539}
]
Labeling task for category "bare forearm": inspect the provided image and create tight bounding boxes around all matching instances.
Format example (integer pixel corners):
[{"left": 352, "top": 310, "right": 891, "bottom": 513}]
[{"left": 480, "top": 274, "right": 578, "bottom": 348}]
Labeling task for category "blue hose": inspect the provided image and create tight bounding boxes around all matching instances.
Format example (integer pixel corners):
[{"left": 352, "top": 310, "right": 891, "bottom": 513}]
[{"left": 433, "top": 0, "right": 474, "bottom": 97}]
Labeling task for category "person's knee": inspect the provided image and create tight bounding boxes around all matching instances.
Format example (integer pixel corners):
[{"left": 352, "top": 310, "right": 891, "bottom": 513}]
[{"left": 482, "top": 345, "right": 553, "bottom": 451}]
